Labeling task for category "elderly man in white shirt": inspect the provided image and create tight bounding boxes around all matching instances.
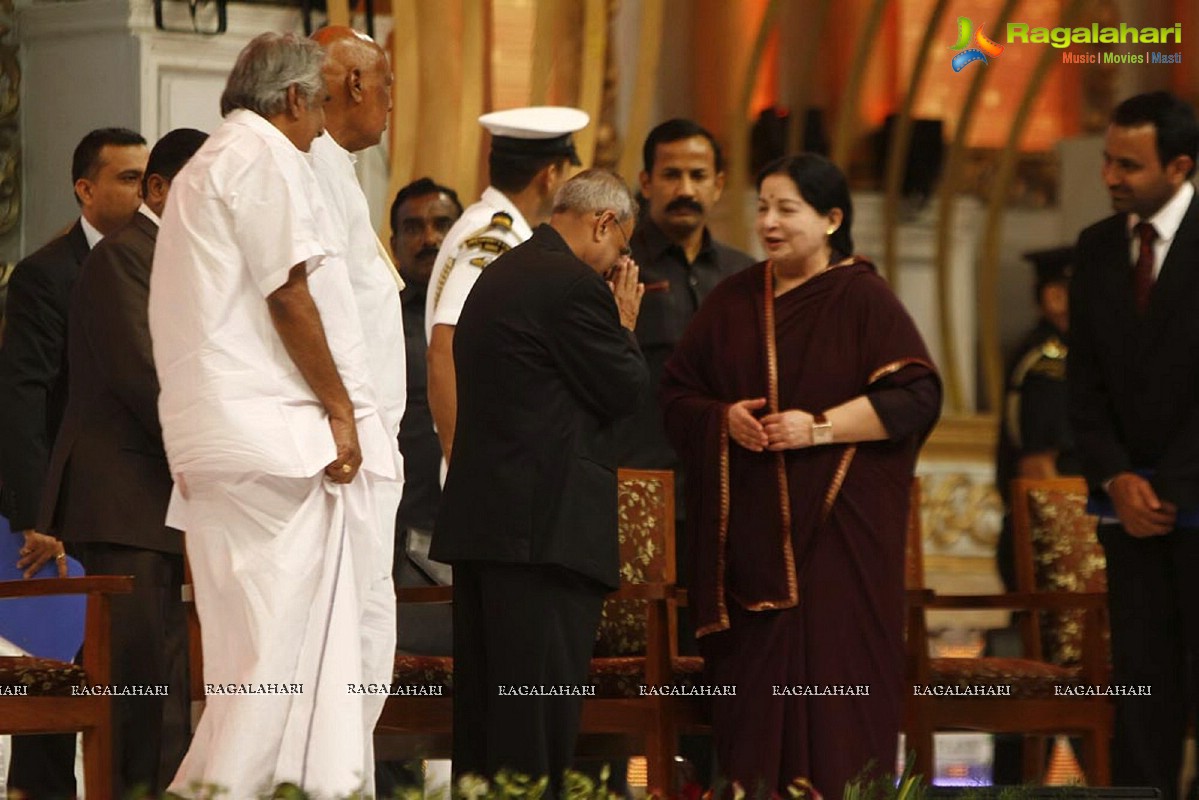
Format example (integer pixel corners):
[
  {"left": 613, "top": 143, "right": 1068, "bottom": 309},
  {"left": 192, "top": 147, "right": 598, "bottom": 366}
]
[
  {"left": 308, "top": 25, "right": 406, "bottom": 791},
  {"left": 149, "top": 32, "right": 396, "bottom": 798}
]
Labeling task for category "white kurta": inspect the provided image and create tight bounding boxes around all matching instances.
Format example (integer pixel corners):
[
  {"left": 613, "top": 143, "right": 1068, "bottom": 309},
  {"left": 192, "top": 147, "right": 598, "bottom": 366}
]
[
  {"left": 423, "top": 185, "right": 532, "bottom": 340},
  {"left": 309, "top": 132, "right": 407, "bottom": 793},
  {"left": 149, "top": 110, "right": 394, "bottom": 799}
]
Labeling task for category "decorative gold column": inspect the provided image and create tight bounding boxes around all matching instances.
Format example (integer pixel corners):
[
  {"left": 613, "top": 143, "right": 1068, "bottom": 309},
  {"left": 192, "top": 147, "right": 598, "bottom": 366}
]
[
  {"left": 829, "top": 0, "right": 889, "bottom": 171},
  {"left": 881, "top": 0, "right": 950, "bottom": 288},
  {"left": 386, "top": 0, "right": 489, "bottom": 221},
  {"left": 977, "top": 0, "right": 1086, "bottom": 414},
  {"left": 724, "top": 0, "right": 782, "bottom": 252},
  {"left": 616, "top": 0, "right": 664, "bottom": 182},
  {"left": 932, "top": 0, "right": 1019, "bottom": 414}
]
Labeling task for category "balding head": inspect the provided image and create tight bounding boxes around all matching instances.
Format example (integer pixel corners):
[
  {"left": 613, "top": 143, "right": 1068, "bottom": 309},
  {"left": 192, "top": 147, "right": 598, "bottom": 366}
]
[{"left": 311, "top": 26, "right": 393, "bottom": 152}]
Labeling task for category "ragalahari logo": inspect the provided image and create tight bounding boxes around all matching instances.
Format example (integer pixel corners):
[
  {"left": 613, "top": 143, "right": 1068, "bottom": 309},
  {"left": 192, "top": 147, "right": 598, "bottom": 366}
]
[{"left": 950, "top": 16, "right": 1005, "bottom": 71}]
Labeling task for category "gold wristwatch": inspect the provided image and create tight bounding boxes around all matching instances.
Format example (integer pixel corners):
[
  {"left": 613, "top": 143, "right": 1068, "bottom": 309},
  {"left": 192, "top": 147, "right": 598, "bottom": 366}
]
[{"left": 812, "top": 412, "right": 833, "bottom": 446}]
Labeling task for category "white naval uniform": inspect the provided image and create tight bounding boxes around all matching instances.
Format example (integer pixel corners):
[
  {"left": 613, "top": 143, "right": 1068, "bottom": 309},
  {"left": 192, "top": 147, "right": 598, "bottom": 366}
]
[
  {"left": 423, "top": 185, "right": 532, "bottom": 341},
  {"left": 150, "top": 109, "right": 395, "bottom": 799}
]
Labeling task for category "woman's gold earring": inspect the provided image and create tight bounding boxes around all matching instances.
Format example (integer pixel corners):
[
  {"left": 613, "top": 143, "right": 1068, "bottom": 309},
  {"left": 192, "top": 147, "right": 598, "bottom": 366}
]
[{"left": 826, "top": 227, "right": 837, "bottom": 236}]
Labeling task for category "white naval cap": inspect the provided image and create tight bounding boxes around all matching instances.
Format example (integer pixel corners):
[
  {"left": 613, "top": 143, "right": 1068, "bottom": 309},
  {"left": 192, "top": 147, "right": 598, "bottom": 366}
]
[{"left": 478, "top": 106, "right": 590, "bottom": 166}]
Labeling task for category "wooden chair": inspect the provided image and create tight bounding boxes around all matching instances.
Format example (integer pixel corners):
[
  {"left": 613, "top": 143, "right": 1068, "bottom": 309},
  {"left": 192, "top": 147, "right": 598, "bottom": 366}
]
[
  {"left": 580, "top": 468, "right": 704, "bottom": 794},
  {"left": 0, "top": 575, "right": 134, "bottom": 798},
  {"left": 377, "top": 468, "right": 701, "bottom": 793},
  {"left": 904, "top": 477, "right": 1113, "bottom": 784}
]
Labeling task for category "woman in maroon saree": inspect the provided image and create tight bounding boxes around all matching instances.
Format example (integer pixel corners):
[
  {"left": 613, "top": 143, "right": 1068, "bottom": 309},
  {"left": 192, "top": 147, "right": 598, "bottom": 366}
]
[{"left": 661, "top": 154, "right": 941, "bottom": 796}]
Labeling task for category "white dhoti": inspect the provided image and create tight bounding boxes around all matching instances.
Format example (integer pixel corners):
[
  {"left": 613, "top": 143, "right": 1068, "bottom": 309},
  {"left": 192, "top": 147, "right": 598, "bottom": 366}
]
[{"left": 169, "top": 470, "right": 400, "bottom": 800}]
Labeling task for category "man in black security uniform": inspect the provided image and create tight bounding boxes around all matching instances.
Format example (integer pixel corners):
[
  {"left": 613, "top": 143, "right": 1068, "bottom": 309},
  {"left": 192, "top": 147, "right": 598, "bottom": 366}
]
[
  {"left": 619, "top": 117, "right": 752, "bottom": 790},
  {"left": 994, "top": 246, "right": 1079, "bottom": 590},
  {"left": 620, "top": 119, "right": 752, "bottom": 621}
]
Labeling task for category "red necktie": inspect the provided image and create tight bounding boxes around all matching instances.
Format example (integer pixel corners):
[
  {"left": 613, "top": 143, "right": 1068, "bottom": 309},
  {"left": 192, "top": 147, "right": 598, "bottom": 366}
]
[{"left": 1133, "top": 221, "right": 1156, "bottom": 313}]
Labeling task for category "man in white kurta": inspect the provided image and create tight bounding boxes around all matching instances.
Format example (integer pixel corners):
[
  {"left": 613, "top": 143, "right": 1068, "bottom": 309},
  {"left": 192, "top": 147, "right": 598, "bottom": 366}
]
[
  {"left": 149, "top": 32, "right": 396, "bottom": 799},
  {"left": 425, "top": 106, "right": 589, "bottom": 467},
  {"left": 309, "top": 26, "right": 407, "bottom": 794}
]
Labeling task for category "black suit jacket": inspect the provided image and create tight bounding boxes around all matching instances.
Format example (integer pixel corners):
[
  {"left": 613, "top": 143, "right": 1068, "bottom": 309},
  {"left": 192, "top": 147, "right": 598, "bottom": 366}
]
[
  {"left": 432, "top": 224, "right": 648, "bottom": 589},
  {"left": 0, "top": 220, "right": 90, "bottom": 530},
  {"left": 38, "top": 213, "right": 179, "bottom": 553},
  {"left": 1068, "top": 191, "right": 1199, "bottom": 511}
]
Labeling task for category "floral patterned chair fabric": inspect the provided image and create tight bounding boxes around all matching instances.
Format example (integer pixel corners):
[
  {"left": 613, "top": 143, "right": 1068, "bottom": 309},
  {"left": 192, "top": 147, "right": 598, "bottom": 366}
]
[
  {"left": 0, "top": 655, "right": 88, "bottom": 696},
  {"left": 905, "top": 478, "right": 1113, "bottom": 785},
  {"left": 381, "top": 470, "right": 694, "bottom": 792},
  {"left": 0, "top": 575, "right": 133, "bottom": 799},
  {"left": 926, "top": 656, "right": 1084, "bottom": 700},
  {"left": 1023, "top": 485, "right": 1108, "bottom": 667},
  {"left": 593, "top": 473, "right": 673, "bottom": 658},
  {"left": 392, "top": 654, "right": 453, "bottom": 691}
]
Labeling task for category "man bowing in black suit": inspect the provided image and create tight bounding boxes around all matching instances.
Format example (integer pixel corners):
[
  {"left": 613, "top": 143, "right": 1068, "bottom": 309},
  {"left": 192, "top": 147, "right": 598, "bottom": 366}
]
[
  {"left": 1067, "top": 91, "right": 1199, "bottom": 800},
  {"left": 433, "top": 168, "right": 646, "bottom": 795}
]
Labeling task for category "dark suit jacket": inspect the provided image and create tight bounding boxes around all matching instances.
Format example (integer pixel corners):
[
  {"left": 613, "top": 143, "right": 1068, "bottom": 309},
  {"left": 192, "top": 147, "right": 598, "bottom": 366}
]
[
  {"left": 0, "top": 220, "right": 90, "bottom": 531},
  {"left": 37, "top": 212, "right": 179, "bottom": 553},
  {"left": 1068, "top": 191, "right": 1199, "bottom": 511},
  {"left": 432, "top": 224, "right": 648, "bottom": 589}
]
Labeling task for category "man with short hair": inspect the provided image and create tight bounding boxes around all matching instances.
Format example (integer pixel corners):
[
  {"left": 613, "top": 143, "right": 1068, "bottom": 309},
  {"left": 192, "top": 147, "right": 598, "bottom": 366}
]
[
  {"left": 626, "top": 122, "right": 751, "bottom": 620},
  {"left": 425, "top": 106, "right": 588, "bottom": 464},
  {"left": 1068, "top": 90, "right": 1199, "bottom": 800},
  {"left": 389, "top": 177, "right": 462, "bottom": 656},
  {"left": 433, "top": 168, "right": 646, "bottom": 794},
  {"left": 622, "top": 118, "right": 752, "bottom": 788},
  {"left": 0, "top": 125, "right": 147, "bottom": 800},
  {"left": 38, "top": 127, "right": 208, "bottom": 799},
  {"left": 1, "top": 127, "right": 148, "bottom": 576},
  {"left": 151, "top": 32, "right": 393, "bottom": 797},
  {"left": 307, "top": 28, "right": 408, "bottom": 792},
  {"left": 621, "top": 119, "right": 752, "bottom": 486}
]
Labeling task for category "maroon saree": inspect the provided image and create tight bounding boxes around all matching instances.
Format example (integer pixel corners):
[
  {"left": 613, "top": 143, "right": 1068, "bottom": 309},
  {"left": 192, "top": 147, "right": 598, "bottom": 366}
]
[{"left": 660, "top": 258, "right": 940, "bottom": 795}]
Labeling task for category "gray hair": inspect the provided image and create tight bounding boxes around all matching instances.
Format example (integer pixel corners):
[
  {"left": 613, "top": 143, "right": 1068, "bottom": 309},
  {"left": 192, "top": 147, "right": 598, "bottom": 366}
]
[
  {"left": 552, "top": 168, "right": 637, "bottom": 222},
  {"left": 220, "top": 32, "right": 325, "bottom": 118}
]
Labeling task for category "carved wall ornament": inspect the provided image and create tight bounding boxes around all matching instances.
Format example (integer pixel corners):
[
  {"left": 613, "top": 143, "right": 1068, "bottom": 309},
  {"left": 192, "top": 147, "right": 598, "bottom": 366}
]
[
  {"left": 0, "top": 0, "right": 17, "bottom": 238},
  {"left": 920, "top": 471, "right": 1003, "bottom": 552}
]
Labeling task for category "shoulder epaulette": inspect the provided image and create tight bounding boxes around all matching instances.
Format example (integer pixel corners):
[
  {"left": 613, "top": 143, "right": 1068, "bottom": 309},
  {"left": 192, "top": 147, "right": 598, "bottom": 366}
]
[
  {"left": 431, "top": 213, "right": 520, "bottom": 308},
  {"left": 460, "top": 212, "right": 519, "bottom": 268}
]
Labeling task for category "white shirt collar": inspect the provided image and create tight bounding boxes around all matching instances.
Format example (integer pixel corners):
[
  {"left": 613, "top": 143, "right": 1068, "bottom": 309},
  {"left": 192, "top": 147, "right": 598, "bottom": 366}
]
[
  {"left": 1128, "top": 180, "right": 1195, "bottom": 243},
  {"left": 79, "top": 215, "right": 103, "bottom": 250},
  {"left": 138, "top": 203, "right": 161, "bottom": 227},
  {"left": 225, "top": 108, "right": 312, "bottom": 160},
  {"left": 314, "top": 131, "right": 356, "bottom": 163}
]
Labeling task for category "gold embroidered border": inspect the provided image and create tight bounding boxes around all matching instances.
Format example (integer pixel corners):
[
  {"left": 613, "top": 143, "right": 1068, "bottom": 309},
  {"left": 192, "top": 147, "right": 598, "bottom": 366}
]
[
  {"left": 758, "top": 262, "right": 798, "bottom": 609},
  {"left": 822, "top": 445, "right": 857, "bottom": 521},
  {"left": 695, "top": 409, "right": 733, "bottom": 638},
  {"left": 868, "top": 357, "right": 937, "bottom": 385}
]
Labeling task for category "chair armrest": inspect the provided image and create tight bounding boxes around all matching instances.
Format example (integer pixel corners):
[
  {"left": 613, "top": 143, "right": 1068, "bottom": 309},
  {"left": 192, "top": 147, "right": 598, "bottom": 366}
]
[
  {"left": 396, "top": 585, "right": 454, "bottom": 604},
  {"left": 606, "top": 582, "right": 684, "bottom": 602},
  {"left": 0, "top": 576, "right": 134, "bottom": 599},
  {"left": 922, "top": 591, "right": 1107, "bottom": 612}
]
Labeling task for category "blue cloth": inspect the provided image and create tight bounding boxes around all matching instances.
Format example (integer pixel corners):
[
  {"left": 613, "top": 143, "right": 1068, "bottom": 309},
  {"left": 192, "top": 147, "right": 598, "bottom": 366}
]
[{"left": 0, "top": 514, "right": 86, "bottom": 661}]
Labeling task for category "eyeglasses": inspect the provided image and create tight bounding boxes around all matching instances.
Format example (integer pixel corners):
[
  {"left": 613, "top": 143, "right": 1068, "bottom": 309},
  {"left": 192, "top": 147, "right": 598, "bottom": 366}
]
[
  {"left": 615, "top": 222, "right": 632, "bottom": 257},
  {"left": 598, "top": 211, "right": 631, "bottom": 257}
]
